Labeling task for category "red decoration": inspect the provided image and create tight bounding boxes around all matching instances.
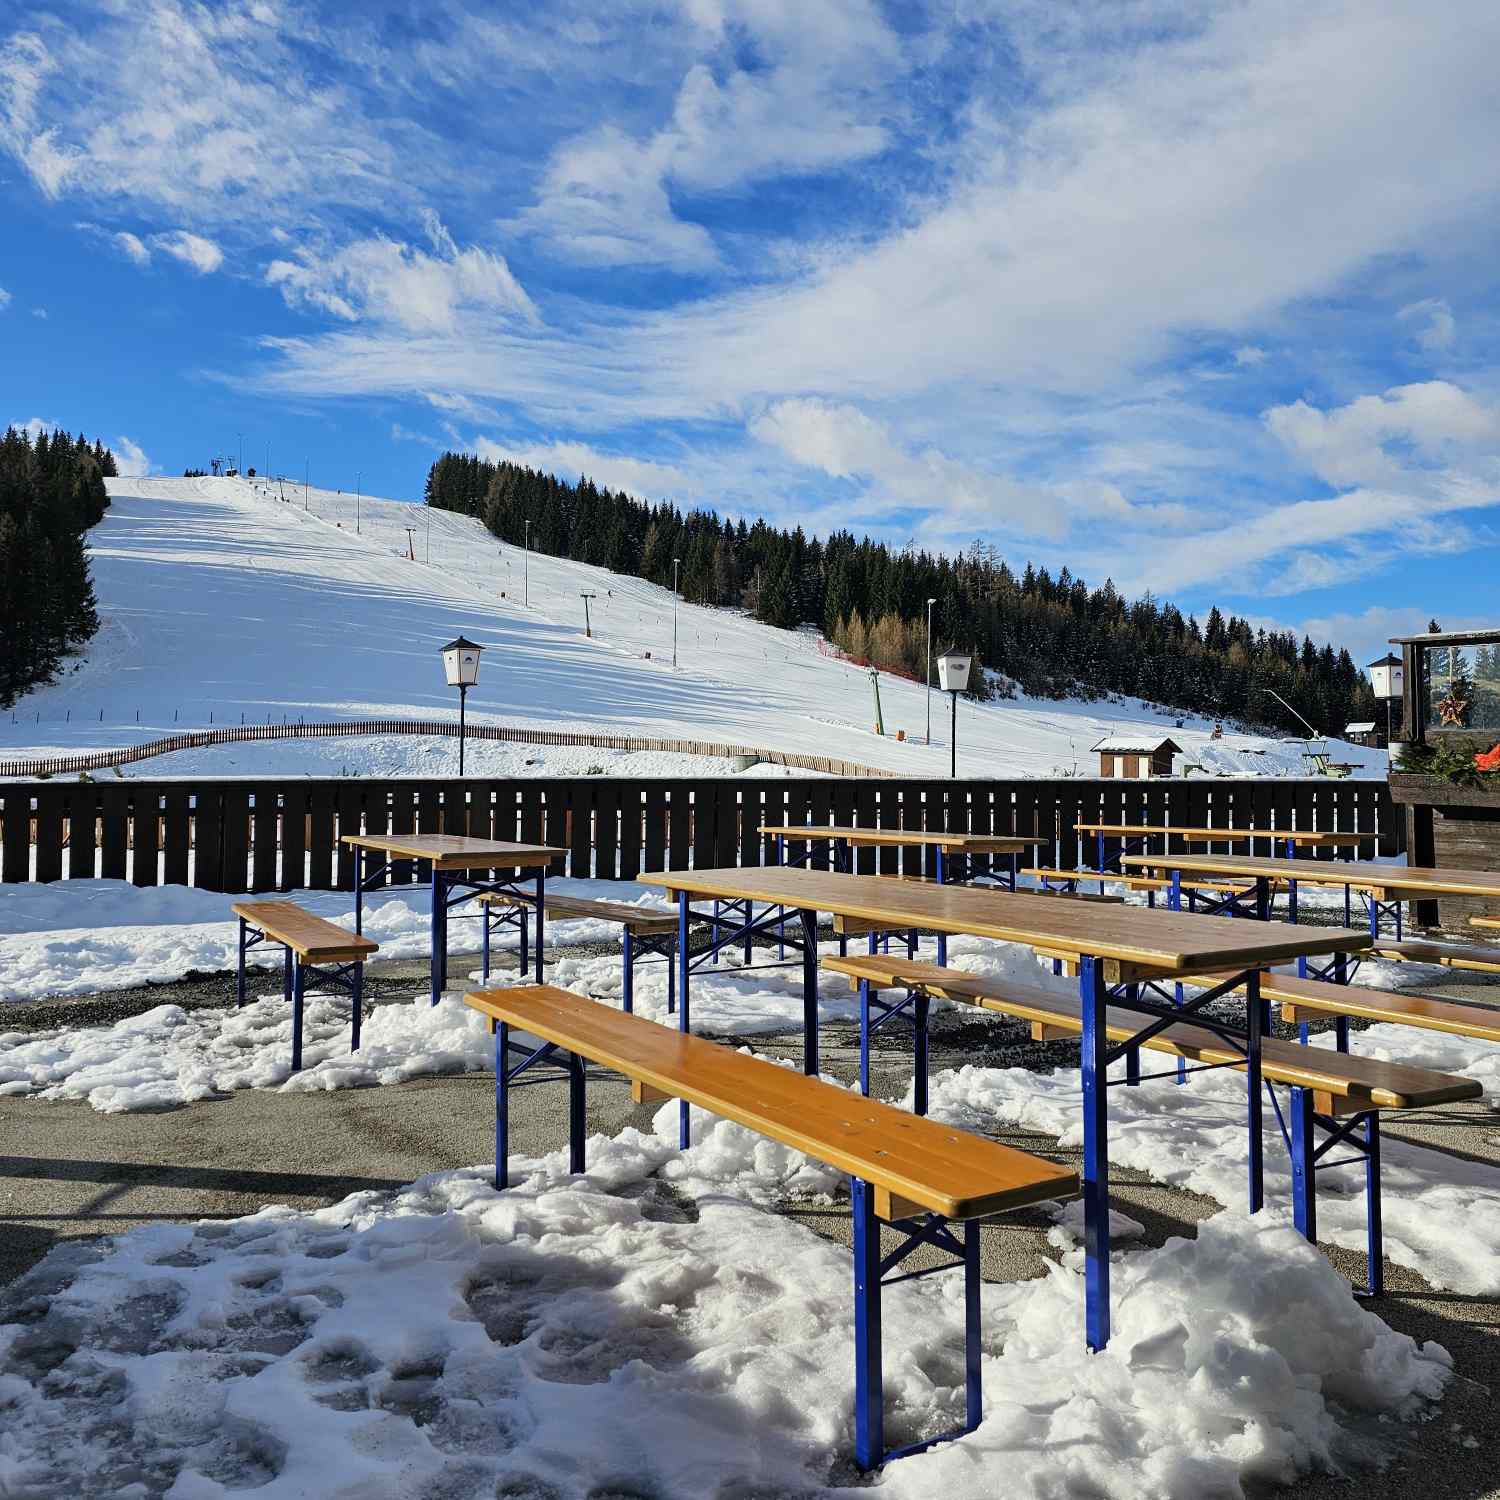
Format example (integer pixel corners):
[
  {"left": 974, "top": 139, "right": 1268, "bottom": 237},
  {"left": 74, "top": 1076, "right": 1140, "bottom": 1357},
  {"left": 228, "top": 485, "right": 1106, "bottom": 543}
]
[{"left": 1476, "top": 742, "right": 1500, "bottom": 772}]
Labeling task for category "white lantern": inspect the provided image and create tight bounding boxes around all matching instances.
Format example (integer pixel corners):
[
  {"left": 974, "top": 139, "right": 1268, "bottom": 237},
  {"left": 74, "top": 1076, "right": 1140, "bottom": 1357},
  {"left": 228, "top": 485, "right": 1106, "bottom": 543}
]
[
  {"left": 936, "top": 650, "right": 972, "bottom": 693},
  {"left": 1367, "top": 652, "right": 1403, "bottom": 701},
  {"left": 441, "top": 635, "right": 484, "bottom": 687}
]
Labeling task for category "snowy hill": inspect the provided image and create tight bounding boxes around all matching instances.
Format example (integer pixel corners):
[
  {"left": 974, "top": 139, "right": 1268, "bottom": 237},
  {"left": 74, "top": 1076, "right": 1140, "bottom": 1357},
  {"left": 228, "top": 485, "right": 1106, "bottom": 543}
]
[{"left": 1, "top": 475, "right": 1385, "bottom": 779}]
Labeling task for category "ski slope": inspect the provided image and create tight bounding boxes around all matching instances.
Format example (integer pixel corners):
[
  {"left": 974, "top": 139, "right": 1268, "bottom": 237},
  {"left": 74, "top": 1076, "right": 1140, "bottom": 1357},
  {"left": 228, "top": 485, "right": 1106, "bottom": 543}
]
[{"left": 0, "top": 475, "right": 1385, "bottom": 779}]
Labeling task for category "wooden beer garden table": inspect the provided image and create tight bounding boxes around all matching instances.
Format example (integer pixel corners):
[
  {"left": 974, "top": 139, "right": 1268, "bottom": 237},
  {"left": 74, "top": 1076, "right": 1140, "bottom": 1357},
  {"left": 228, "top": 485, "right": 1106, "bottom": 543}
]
[
  {"left": 640, "top": 863, "right": 1370, "bottom": 1350},
  {"left": 1072, "top": 821, "right": 1364, "bottom": 882},
  {"left": 759, "top": 823, "right": 1053, "bottom": 965},
  {"left": 341, "top": 834, "right": 565, "bottom": 1004},
  {"left": 1121, "top": 851, "right": 1500, "bottom": 956}
]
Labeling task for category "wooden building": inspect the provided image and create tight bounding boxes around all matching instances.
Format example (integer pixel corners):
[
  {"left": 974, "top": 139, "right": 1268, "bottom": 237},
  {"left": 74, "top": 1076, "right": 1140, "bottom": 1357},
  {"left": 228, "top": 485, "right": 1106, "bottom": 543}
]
[{"left": 1092, "top": 736, "right": 1181, "bottom": 779}]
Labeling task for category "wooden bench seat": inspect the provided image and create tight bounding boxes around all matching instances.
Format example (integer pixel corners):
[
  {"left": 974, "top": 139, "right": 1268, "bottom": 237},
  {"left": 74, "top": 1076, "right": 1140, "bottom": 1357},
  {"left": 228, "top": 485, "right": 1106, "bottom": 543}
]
[
  {"left": 823, "top": 952, "right": 1480, "bottom": 1299},
  {"left": 465, "top": 983, "right": 1076, "bottom": 1469},
  {"left": 1471, "top": 916, "right": 1500, "bottom": 932},
  {"left": 231, "top": 901, "right": 377, "bottom": 1071},
  {"left": 1020, "top": 867, "right": 1256, "bottom": 895},
  {"left": 474, "top": 893, "right": 677, "bottom": 1014},
  {"left": 1369, "top": 937, "right": 1500, "bottom": 975},
  {"left": 824, "top": 955, "right": 1477, "bottom": 1114}
]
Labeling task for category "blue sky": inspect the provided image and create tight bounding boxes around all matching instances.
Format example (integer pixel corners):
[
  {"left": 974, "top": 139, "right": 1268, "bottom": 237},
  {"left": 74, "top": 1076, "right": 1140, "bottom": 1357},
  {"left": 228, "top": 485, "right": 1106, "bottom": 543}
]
[{"left": 3, "top": 0, "right": 1499, "bottom": 665}]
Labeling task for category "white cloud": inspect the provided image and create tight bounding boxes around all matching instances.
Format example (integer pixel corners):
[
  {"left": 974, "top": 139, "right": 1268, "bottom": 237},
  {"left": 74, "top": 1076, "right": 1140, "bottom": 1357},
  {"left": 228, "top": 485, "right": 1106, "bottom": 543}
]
[
  {"left": 0, "top": 285, "right": 9, "bottom": 309},
  {"left": 473, "top": 436, "right": 694, "bottom": 499},
  {"left": 114, "top": 230, "right": 151, "bottom": 265},
  {"left": 1233, "top": 345, "right": 1268, "bottom": 366},
  {"left": 152, "top": 230, "right": 223, "bottom": 274},
  {"left": 1398, "top": 297, "right": 1456, "bottom": 352},
  {"left": 13, "top": 416, "right": 58, "bottom": 441},
  {"left": 31, "top": 306, "right": 45, "bottom": 318},
  {"left": 266, "top": 213, "right": 534, "bottom": 334},
  {"left": 113, "top": 436, "right": 155, "bottom": 478}
]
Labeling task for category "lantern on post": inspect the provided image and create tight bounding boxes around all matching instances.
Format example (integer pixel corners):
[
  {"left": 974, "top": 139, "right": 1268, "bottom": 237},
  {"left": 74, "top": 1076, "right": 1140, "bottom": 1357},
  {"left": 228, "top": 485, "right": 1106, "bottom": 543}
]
[
  {"left": 1367, "top": 652, "right": 1404, "bottom": 752},
  {"left": 440, "top": 635, "right": 484, "bottom": 774},
  {"left": 936, "top": 650, "right": 973, "bottom": 778}
]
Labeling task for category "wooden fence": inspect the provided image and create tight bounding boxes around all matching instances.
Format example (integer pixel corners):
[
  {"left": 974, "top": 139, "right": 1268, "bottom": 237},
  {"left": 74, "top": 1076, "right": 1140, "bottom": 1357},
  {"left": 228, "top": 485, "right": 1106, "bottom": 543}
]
[{"left": 0, "top": 775, "right": 1399, "bottom": 892}]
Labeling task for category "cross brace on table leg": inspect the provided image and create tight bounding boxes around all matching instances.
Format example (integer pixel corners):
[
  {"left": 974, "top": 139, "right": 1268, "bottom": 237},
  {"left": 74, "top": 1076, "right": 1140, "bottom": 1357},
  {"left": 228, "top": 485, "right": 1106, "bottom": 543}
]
[
  {"left": 857, "top": 981, "right": 931, "bottom": 1114},
  {"left": 852, "top": 1178, "right": 982, "bottom": 1470},
  {"left": 688, "top": 900, "right": 807, "bottom": 974},
  {"left": 492, "top": 1026, "right": 588, "bottom": 1190}
]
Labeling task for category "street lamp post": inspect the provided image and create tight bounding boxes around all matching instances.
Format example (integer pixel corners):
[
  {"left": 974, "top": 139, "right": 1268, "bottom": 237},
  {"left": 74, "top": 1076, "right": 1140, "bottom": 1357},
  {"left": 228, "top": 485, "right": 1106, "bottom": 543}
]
[
  {"left": 925, "top": 597, "right": 937, "bottom": 744},
  {"left": 439, "top": 636, "right": 484, "bottom": 775},
  {"left": 672, "top": 557, "right": 681, "bottom": 667},
  {"left": 936, "top": 650, "right": 973, "bottom": 779},
  {"left": 1368, "top": 652, "right": 1405, "bottom": 754}
]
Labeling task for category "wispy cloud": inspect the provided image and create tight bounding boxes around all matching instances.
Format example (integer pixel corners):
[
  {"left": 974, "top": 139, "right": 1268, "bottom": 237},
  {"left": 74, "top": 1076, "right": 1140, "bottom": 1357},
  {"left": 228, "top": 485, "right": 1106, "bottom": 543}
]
[
  {"left": 152, "top": 230, "right": 223, "bottom": 274},
  {"left": 113, "top": 436, "right": 155, "bottom": 478},
  {"left": 0, "top": 285, "right": 10, "bottom": 310},
  {"left": 1398, "top": 297, "right": 1457, "bottom": 353}
]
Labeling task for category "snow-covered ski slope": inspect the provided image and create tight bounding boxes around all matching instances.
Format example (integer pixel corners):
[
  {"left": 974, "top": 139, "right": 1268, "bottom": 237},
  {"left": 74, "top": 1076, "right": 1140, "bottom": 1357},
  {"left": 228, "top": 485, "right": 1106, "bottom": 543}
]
[{"left": 1, "top": 475, "right": 1384, "bottom": 779}]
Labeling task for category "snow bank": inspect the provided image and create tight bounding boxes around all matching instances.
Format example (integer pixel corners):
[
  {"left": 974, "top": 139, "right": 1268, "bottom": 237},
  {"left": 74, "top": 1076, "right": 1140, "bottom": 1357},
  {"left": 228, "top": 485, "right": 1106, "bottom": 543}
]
[{"left": 0, "top": 1143, "right": 1450, "bottom": 1498}]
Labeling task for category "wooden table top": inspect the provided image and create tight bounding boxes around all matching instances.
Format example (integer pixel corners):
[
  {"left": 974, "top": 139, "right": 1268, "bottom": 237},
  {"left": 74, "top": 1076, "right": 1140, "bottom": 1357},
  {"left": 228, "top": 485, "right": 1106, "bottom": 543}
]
[
  {"left": 760, "top": 824, "right": 1048, "bottom": 852},
  {"left": 464, "top": 983, "right": 1077, "bottom": 1220},
  {"left": 340, "top": 833, "right": 566, "bottom": 870},
  {"left": 1120, "top": 853, "right": 1500, "bottom": 899},
  {"left": 640, "top": 866, "right": 1369, "bottom": 975},
  {"left": 1074, "top": 823, "right": 1364, "bottom": 846}
]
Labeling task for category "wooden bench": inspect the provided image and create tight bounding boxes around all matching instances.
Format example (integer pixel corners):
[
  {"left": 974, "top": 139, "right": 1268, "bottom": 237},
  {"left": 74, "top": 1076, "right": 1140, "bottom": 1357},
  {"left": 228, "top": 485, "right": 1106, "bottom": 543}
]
[
  {"left": 1020, "top": 867, "right": 1257, "bottom": 898},
  {"left": 1471, "top": 916, "right": 1500, "bottom": 932},
  {"left": 1369, "top": 936, "right": 1500, "bottom": 976},
  {"left": 232, "top": 901, "right": 378, "bottom": 1071},
  {"left": 476, "top": 893, "right": 678, "bottom": 1013},
  {"left": 824, "top": 953, "right": 1479, "bottom": 1297},
  {"left": 464, "top": 983, "right": 1076, "bottom": 1470}
]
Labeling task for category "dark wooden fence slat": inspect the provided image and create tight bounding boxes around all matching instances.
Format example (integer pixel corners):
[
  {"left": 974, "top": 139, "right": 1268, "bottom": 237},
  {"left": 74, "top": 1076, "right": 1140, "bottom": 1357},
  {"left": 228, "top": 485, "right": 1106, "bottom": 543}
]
[
  {"left": 541, "top": 781, "right": 568, "bottom": 877},
  {"left": 666, "top": 781, "right": 691, "bottom": 873},
  {"left": 251, "top": 785, "right": 280, "bottom": 892},
  {"left": 307, "top": 785, "right": 335, "bottom": 891},
  {"left": 279, "top": 785, "right": 306, "bottom": 892},
  {"left": 69, "top": 785, "right": 98, "bottom": 880},
  {"left": 715, "top": 783, "right": 740, "bottom": 869},
  {"left": 387, "top": 784, "right": 416, "bottom": 885},
  {"left": 571, "top": 781, "right": 596, "bottom": 878},
  {"left": 98, "top": 785, "right": 132, "bottom": 884},
  {"left": 692, "top": 783, "right": 717, "bottom": 872},
  {"left": 739, "top": 782, "right": 764, "bottom": 871},
  {"left": 220, "top": 785, "right": 250, "bottom": 894},
  {"left": 33, "top": 788, "right": 64, "bottom": 883},
  {"left": 163, "top": 788, "right": 191, "bottom": 887},
  {"left": 594, "top": 781, "right": 620, "bottom": 880},
  {"left": 643, "top": 783, "right": 668, "bottom": 873},
  {"left": 130, "top": 786, "right": 160, "bottom": 887},
  {"left": 619, "top": 782, "right": 643, "bottom": 880}
]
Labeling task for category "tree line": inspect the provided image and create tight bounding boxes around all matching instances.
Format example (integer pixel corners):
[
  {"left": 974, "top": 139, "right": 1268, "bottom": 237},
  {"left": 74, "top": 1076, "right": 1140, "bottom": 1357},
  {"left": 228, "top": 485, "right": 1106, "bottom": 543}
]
[
  {"left": 425, "top": 451, "right": 1377, "bottom": 734},
  {"left": 0, "top": 427, "right": 113, "bottom": 705}
]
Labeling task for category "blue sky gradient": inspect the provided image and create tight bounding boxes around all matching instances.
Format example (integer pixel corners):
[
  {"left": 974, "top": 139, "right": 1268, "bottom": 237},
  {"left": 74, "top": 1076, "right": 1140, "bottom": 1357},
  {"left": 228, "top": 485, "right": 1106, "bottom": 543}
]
[{"left": 3, "top": 0, "right": 1498, "bottom": 664}]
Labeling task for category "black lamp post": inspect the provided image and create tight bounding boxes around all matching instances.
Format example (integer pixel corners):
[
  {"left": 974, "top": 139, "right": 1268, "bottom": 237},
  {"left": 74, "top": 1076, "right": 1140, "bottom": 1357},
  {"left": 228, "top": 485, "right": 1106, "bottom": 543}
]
[
  {"left": 440, "top": 635, "right": 484, "bottom": 774},
  {"left": 936, "top": 650, "right": 973, "bottom": 778}
]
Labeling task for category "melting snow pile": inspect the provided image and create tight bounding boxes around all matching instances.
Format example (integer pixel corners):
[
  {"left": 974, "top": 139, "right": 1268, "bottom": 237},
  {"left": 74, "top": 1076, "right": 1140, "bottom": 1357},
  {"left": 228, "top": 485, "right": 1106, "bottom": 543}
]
[{"left": 0, "top": 1123, "right": 1453, "bottom": 1500}]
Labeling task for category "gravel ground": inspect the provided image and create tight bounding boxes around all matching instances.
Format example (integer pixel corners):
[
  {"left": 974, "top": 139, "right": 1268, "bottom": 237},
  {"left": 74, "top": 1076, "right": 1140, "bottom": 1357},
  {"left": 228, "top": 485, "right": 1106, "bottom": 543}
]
[{"left": 3, "top": 934, "right": 1499, "bottom": 1498}]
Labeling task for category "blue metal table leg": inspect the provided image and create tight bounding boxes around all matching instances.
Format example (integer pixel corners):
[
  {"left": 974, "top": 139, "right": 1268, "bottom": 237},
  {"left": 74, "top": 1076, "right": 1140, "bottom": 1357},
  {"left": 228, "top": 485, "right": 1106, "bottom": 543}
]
[
  {"left": 964, "top": 1219, "right": 982, "bottom": 1431},
  {"left": 350, "top": 961, "right": 363, "bottom": 1051},
  {"left": 914, "top": 993, "right": 930, "bottom": 1117},
  {"left": 236, "top": 917, "right": 247, "bottom": 1007},
  {"left": 666, "top": 929, "right": 676, "bottom": 1015},
  {"left": 935, "top": 846, "right": 948, "bottom": 967},
  {"left": 622, "top": 929, "right": 634, "bottom": 1014},
  {"left": 1246, "top": 971, "right": 1264, "bottom": 1214},
  {"left": 1096, "top": 831, "right": 1106, "bottom": 894},
  {"left": 1365, "top": 1115, "right": 1384, "bottom": 1297},
  {"left": 1287, "top": 878, "right": 1298, "bottom": 925},
  {"left": 1170, "top": 869, "right": 1182, "bottom": 912},
  {"left": 291, "top": 956, "right": 305, "bottom": 1073},
  {"left": 282, "top": 945, "right": 292, "bottom": 1005},
  {"left": 712, "top": 899, "right": 721, "bottom": 965},
  {"left": 428, "top": 864, "right": 443, "bottom": 1006},
  {"left": 495, "top": 1020, "right": 510, "bottom": 1189},
  {"left": 851, "top": 1178, "right": 883, "bottom": 1471},
  {"left": 678, "top": 891, "right": 691, "bottom": 1150},
  {"left": 481, "top": 899, "right": 492, "bottom": 982},
  {"left": 568, "top": 1049, "right": 586, "bottom": 1175},
  {"left": 800, "top": 906, "right": 820, "bottom": 1075},
  {"left": 1079, "top": 955, "right": 1111, "bottom": 1351},
  {"left": 354, "top": 846, "right": 363, "bottom": 935},
  {"left": 519, "top": 906, "right": 529, "bottom": 979},
  {"left": 534, "top": 867, "right": 545, "bottom": 982},
  {"left": 1255, "top": 876, "right": 1270, "bottom": 922},
  {"left": 858, "top": 979, "right": 872, "bottom": 1097},
  {"left": 777, "top": 835, "right": 786, "bottom": 959},
  {"left": 1290, "top": 1086, "right": 1314, "bottom": 1242}
]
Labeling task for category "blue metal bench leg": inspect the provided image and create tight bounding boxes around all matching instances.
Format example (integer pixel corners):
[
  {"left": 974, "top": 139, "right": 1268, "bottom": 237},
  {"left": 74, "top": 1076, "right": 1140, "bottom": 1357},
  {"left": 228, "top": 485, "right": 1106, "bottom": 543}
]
[
  {"left": 429, "top": 866, "right": 444, "bottom": 1006},
  {"left": 1290, "top": 1086, "right": 1315, "bottom": 1242},
  {"left": 519, "top": 906, "right": 529, "bottom": 980},
  {"left": 290, "top": 955, "right": 305, "bottom": 1073},
  {"left": 934, "top": 847, "right": 948, "bottom": 967},
  {"left": 851, "top": 1178, "right": 883, "bottom": 1471},
  {"left": 236, "top": 918, "right": 248, "bottom": 1007},
  {"left": 568, "top": 1049, "right": 586, "bottom": 1175},
  {"left": 622, "top": 929, "right": 634, "bottom": 1014},
  {"left": 1079, "top": 956, "right": 1111, "bottom": 1351},
  {"left": 666, "top": 931, "right": 676, "bottom": 1015},
  {"left": 495, "top": 1021, "right": 510, "bottom": 1189},
  {"left": 282, "top": 945, "right": 292, "bottom": 1005},
  {"left": 712, "top": 899, "right": 721, "bottom": 965},
  {"left": 963, "top": 1219, "right": 982, "bottom": 1431},
  {"left": 800, "top": 906, "right": 820, "bottom": 1076},
  {"left": 482, "top": 899, "right": 492, "bottom": 982}
]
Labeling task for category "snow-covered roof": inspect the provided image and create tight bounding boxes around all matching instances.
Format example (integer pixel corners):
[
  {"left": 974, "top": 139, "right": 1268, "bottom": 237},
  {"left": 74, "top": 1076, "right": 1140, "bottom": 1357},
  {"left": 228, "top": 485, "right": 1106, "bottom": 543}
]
[
  {"left": 1344, "top": 722, "right": 1377, "bottom": 734},
  {"left": 1092, "top": 736, "right": 1182, "bottom": 754}
]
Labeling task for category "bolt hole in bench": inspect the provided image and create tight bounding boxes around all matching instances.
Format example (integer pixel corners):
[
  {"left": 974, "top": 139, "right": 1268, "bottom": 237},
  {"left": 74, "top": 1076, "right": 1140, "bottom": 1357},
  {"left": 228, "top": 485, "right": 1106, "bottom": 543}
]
[
  {"left": 464, "top": 983, "right": 1076, "bottom": 1471},
  {"left": 823, "top": 954, "right": 1479, "bottom": 1300},
  {"left": 231, "top": 901, "right": 378, "bottom": 1072},
  {"left": 475, "top": 893, "right": 678, "bottom": 1012}
]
